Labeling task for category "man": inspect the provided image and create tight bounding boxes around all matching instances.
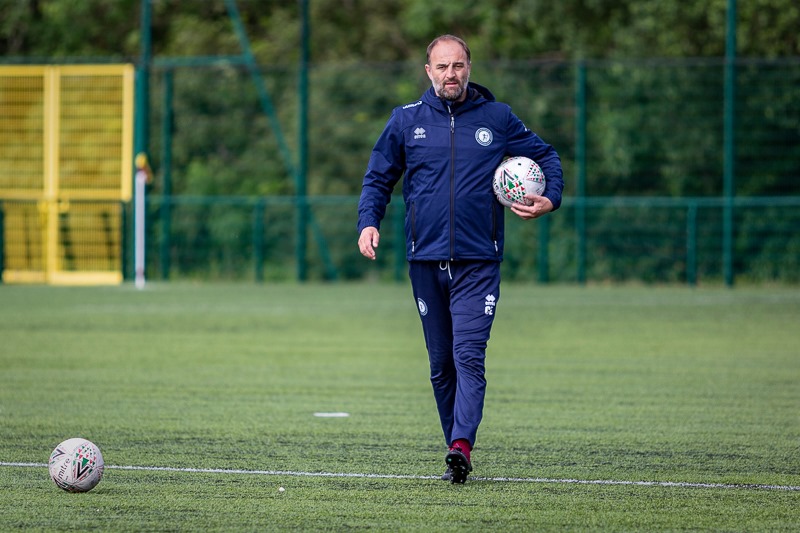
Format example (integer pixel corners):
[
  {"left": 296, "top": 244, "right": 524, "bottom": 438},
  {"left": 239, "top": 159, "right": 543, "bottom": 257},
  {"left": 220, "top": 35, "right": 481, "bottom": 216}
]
[{"left": 357, "top": 35, "right": 564, "bottom": 484}]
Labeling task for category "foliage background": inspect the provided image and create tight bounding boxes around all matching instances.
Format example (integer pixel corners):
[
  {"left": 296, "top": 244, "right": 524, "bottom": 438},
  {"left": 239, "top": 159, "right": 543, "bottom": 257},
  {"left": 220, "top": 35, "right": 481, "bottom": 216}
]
[{"left": 3, "top": 0, "right": 799, "bottom": 61}]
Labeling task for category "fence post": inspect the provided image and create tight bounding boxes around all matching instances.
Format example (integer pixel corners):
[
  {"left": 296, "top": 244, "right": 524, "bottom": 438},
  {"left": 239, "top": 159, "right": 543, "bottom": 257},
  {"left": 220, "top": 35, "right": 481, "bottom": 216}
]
[
  {"left": 135, "top": 0, "right": 151, "bottom": 173},
  {"left": 132, "top": 1, "right": 152, "bottom": 283},
  {"left": 297, "top": 0, "right": 310, "bottom": 282},
  {"left": 722, "top": 0, "right": 737, "bottom": 287},
  {"left": 253, "top": 198, "right": 265, "bottom": 282},
  {"left": 686, "top": 202, "right": 697, "bottom": 286},
  {"left": 160, "top": 69, "right": 173, "bottom": 280},
  {"left": 575, "top": 61, "right": 588, "bottom": 284}
]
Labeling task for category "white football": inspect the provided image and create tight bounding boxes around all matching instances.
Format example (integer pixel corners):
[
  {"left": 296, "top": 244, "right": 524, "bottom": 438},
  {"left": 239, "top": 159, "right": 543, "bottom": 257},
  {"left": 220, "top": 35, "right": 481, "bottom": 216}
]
[
  {"left": 48, "top": 438, "right": 105, "bottom": 492},
  {"left": 493, "top": 156, "right": 546, "bottom": 207}
]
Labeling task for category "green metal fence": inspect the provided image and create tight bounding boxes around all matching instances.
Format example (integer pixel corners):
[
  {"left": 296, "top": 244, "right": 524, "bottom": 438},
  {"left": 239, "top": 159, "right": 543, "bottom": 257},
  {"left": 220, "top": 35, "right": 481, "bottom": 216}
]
[
  {"left": 130, "top": 56, "right": 799, "bottom": 285},
  {"left": 4, "top": 193, "right": 797, "bottom": 285},
  {"left": 2, "top": 56, "right": 798, "bottom": 285},
  {"left": 125, "top": 194, "right": 800, "bottom": 285}
]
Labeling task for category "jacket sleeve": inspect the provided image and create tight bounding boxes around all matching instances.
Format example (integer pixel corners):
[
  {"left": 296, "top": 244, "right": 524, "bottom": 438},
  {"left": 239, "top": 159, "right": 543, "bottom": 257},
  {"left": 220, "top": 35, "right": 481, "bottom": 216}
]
[
  {"left": 505, "top": 110, "right": 565, "bottom": 211},
  {"left": 357, "top": 110, "right": 406, "bottom": 233}
]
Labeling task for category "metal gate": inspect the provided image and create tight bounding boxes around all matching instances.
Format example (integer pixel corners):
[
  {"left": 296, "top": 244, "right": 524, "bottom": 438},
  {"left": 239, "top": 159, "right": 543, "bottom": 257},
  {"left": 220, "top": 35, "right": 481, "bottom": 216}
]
[{"left": 0, "top": 65, "right": 133, "bottom": 284}]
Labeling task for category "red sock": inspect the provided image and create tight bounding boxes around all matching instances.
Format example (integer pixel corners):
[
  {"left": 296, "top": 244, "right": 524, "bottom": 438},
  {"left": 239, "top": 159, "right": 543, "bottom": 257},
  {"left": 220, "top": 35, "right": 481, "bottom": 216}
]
[{"left": 450, "top": 438, "right": 472, "bottom": 462}]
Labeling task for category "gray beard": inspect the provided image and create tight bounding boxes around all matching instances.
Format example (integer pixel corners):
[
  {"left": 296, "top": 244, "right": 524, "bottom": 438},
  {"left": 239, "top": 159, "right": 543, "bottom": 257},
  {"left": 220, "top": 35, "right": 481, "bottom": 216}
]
[{"left": 435, "top": 77, "right": 469, "bottom": 101}]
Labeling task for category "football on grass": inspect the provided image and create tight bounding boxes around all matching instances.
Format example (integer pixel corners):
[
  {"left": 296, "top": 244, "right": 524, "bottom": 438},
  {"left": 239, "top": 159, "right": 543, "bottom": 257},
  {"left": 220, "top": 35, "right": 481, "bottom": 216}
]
[
  {"left": 492, "top": 156, "right": 546, "bottom": 207},
  {"left": 48, "top": 438, "right": 104, "bottom": 492}
]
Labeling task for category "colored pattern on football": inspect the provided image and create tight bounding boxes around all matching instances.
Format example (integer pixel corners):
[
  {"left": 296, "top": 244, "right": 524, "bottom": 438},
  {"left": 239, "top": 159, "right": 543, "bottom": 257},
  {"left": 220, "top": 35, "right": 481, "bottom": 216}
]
[
  {"left": 492, "top": 156, "right": 546, "bottom": 208},
  {"left": 49, "top": 438, "right": 105, "bottom": 493}
]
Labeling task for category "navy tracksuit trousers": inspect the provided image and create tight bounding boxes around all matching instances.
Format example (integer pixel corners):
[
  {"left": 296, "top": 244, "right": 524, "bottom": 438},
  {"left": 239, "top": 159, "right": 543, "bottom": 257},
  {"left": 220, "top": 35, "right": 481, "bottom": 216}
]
[{"left": 409, "top": 260, "right": 500, "bottom": 448}]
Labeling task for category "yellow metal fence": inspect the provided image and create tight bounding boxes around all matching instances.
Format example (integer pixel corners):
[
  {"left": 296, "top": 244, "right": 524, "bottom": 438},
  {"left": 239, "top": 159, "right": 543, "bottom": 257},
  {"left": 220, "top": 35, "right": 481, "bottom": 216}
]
[{"left": 0, "top": 65, "right": 133, "bottom": 284}]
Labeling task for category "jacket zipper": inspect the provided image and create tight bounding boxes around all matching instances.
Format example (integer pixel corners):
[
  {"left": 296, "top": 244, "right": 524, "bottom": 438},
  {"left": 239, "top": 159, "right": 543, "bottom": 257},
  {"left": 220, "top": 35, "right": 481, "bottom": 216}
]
[{"left": 448, "top": 106, "right": 455, "bottom": 260}]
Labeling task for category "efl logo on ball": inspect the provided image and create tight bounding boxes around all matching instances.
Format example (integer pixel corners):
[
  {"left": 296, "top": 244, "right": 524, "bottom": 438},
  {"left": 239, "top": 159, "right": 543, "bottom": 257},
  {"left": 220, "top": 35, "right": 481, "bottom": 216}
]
[
  {"left": 492, "top": 156, "right": 546, "bottom": 208},
  {"left": 48, "top": 438, "right": 105, "bottom": 493}
]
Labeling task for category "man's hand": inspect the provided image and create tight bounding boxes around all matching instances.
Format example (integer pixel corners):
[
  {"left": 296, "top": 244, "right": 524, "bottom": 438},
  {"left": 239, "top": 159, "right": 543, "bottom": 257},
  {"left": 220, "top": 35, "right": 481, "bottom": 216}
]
[
  {"left": 511, "top": 195, "right": 554, "bottom": 220},
  {"left": 358, "top": 226, "right": 380, "bottom": 260}
]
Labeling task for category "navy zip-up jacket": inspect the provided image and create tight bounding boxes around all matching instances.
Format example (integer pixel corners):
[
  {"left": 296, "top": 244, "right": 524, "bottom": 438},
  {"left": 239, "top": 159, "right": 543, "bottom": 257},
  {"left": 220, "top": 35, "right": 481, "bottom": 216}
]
[{"left": 357, "top": 82, "right": 563, "bottom": 262}]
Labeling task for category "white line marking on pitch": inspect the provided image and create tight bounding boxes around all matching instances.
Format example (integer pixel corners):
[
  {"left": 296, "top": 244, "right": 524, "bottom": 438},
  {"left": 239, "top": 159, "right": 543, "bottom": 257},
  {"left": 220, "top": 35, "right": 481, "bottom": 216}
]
[{"left": 3, "top": 462, "right": 798, "bottom": 492}]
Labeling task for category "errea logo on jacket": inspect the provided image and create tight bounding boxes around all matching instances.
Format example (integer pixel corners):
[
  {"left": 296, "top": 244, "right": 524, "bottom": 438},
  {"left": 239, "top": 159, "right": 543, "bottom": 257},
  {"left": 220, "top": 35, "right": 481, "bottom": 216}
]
[{"left": 414, "top": 127, "right": 426, "bottom": 139}]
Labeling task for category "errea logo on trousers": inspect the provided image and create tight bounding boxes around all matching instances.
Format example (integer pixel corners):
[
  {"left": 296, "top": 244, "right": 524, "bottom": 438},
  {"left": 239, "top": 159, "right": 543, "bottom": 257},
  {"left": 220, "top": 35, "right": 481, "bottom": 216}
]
[
  {"left": 414, "top": 127, "right": 426, "bottom": 139},
  {"left": 484, "top": 294, "right": 496, "bottom": 315}
]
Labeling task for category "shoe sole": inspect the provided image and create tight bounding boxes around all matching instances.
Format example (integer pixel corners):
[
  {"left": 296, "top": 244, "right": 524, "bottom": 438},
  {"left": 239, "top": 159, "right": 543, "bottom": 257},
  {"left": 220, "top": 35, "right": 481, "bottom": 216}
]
[{"left": 445, "top": 449, "right": 472, "bottom": 484}]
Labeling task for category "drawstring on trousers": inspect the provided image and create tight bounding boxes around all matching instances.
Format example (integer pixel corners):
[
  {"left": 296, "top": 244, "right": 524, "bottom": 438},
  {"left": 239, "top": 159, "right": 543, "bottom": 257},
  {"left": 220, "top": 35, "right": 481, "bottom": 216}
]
[{"left": 439, "top": 260, "right": 452, "bottom": 280}]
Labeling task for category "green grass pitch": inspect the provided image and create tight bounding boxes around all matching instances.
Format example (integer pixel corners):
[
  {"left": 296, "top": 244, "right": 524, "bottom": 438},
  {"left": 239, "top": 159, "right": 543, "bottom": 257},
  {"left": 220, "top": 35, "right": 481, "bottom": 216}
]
[{"left": 1, "top": 282, "right": 798, "bottom": 531}]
